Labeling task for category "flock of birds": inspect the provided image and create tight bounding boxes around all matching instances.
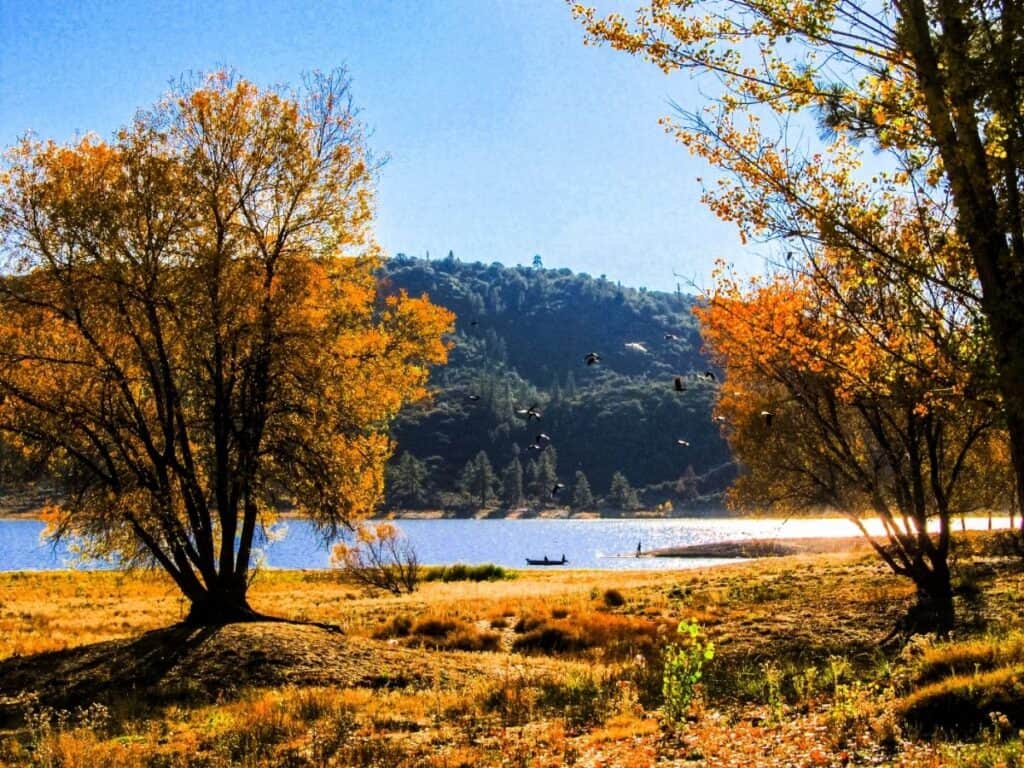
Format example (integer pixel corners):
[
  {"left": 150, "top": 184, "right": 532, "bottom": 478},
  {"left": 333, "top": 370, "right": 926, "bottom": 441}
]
[{"left": 460, "top": 330, "right": 777, "bottom": 500}]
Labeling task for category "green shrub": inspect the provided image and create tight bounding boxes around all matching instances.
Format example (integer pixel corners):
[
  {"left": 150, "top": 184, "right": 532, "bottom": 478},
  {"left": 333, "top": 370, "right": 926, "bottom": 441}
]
[
  {"left": 662, "top": 619, "right": 714, "bottom": 724},
  {"left": 422, "top": 563, "right": 513, "bottom": 582}
]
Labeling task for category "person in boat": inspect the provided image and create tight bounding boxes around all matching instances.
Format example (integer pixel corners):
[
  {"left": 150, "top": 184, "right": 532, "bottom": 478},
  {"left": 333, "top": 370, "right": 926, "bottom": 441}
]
[{"left": 543, "top": 555, "right": 549, "bottom": 563}]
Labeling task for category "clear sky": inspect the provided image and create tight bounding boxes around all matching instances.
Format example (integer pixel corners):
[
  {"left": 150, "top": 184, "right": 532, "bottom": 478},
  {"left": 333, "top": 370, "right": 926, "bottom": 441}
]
[{"left": 0, "top": 0, "right": 762, "bottom": 292}]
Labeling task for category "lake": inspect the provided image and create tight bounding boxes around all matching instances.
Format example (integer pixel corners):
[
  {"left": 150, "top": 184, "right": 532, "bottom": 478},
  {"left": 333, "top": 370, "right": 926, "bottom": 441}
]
[{"left": 0, "top": 515, "right": 1012, "bottom": 572}]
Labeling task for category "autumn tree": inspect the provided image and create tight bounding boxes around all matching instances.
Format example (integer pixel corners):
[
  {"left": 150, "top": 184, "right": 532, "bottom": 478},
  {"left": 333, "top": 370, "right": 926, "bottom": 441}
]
[
  {"left": 0, "top": 70, "right": 453, "bottom": 624},
  {"left": 698, "top": 259, "right": 1011, "bottom": 630},
  {"left": 331, "top": 522, "right": 420, "bottom": 595},
  {"left": 573, "top": 0, "right": 1024, "bottom": 519}
]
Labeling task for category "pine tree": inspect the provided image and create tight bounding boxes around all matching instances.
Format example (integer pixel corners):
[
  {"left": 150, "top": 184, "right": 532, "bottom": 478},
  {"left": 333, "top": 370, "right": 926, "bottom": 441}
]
[
  {"left": 608, "top": 471, "right": 640, "bottom": 511},
  {"left": 571, "top": 470, "right": 594, "bottom": 510},
  {"left": 525, "top": 458, "right": 542, "bottom": 502},
  {"left": 501, "top": 457, "right": 525, "bottom": 508},
  {"left": 459, "top": 451, "right": 498, "bottom": 508},
  {"left": 385, "top": 452, "right": 429, "bottom": 509},
  {"left": 536, "top": 446, "right": 559, "bottom": 504}
]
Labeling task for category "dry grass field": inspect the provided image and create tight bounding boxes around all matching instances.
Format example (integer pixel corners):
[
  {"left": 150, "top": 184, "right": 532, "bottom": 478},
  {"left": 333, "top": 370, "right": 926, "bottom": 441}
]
[{"left": 2, "top": 536, "right": 1024, "bottom": 766}]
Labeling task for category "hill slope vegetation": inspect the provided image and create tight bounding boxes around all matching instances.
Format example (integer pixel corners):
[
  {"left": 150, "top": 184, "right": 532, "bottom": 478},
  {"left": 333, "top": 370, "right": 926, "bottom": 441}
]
[{"left": 381, "top": 255, "right": 734, "bottom": 513}]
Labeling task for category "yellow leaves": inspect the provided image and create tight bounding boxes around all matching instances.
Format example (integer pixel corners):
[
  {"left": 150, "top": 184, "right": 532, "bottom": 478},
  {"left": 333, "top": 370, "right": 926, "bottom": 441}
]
[{"left": 0, "top": 70, "right": 455, "bottom": 566}]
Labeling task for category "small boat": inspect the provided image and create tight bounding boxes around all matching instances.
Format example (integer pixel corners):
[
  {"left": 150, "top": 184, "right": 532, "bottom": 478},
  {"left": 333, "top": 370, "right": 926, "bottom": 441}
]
[{"left": 525, "top": 555, "right": 568, "bottom": 566}]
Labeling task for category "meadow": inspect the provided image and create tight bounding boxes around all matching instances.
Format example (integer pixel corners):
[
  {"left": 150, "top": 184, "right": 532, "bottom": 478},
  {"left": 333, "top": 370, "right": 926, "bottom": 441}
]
[{"left": 2, "top": 535, "right": 1024, "bottom": 767}]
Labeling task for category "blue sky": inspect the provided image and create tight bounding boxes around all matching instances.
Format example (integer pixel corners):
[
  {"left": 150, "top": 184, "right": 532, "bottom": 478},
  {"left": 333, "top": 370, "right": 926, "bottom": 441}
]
[{"left": 0, "top": 0, "right": 763, "bottom": 292}]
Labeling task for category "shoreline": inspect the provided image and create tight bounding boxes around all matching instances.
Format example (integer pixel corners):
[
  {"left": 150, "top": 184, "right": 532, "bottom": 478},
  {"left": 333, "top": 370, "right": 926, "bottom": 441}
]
[{"left": 647, "top": 535, "right": 873, "bottom": 559}]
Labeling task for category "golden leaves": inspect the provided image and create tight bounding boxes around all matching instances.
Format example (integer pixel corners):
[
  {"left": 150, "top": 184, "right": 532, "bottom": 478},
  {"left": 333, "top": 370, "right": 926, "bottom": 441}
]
[{"left": 0, "top": 71, "right": 454, "bottom": 568}]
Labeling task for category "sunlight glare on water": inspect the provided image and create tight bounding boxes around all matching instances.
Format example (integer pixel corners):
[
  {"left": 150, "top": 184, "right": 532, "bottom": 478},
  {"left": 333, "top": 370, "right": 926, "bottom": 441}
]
[{"left": 0, "top": 515, "right": 1013, "bottom": 572}]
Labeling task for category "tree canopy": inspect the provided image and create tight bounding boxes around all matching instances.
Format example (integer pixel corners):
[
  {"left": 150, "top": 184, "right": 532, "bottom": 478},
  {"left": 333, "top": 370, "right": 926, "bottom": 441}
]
[
  {"left": 573, "top": 0, "right": 1024, "bottom": 520},
  {"left": 698, "top": 264, "right": 1010, "bottom": 628},
  {"left": 0, "top": 70, "right": 452, "bottom": 623}
]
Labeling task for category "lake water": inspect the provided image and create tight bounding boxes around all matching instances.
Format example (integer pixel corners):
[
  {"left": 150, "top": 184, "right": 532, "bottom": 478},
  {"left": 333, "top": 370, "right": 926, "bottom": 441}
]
[{"left": 0, "top": 515, "right": 1013, "bottom": 572}]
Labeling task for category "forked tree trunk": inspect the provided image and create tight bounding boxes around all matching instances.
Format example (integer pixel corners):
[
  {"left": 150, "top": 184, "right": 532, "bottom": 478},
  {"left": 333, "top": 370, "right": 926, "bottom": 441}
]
[{"left": 185, "top": 581, "right": 261, "bottom": 625}]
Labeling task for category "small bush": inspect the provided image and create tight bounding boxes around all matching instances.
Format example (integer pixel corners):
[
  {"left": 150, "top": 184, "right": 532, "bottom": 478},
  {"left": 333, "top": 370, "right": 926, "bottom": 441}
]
[
  {"left": 514, "top": 614, "right": 546, "bottom": 633},
  {"left": 602, "top": 588, "right": 626, "bottom": 607},
  {"left": 511, "top": 613, "right": 663, "bottom": 659},
  {"left": 332, "top": 523, "right": 420, "bottom": 595},
  {"left": 913, "top": 634, "right": 1024, "bottom": 686},
  {"left": 372, "top": 614, "right": 414, "bottom": 639},
  {"left": 899, "top": 665, "right": 1024, "bottom": 735},
  {"left": 446, "top": 627, "right": 502, "bottom": 652},
  {"left": 422, "top": 563, "right": 513, "bottom": 582},
  {"left": 413, "top": 617, "right": 458, "bottom": 638},
  {"left": 551, "top": 607, "right": 570, "bottom": 619},
  {"left": 662, "top": 619, "right": 714, "bottom": 724},
  {"left": 407, "top": 616, "right": 501, "bottom": 652},
  {"left": 489, "top": 616, "right": 509, "bottom": 629},
  {"left": 514, "top": 626, "right": 586, "bottom": 654}
]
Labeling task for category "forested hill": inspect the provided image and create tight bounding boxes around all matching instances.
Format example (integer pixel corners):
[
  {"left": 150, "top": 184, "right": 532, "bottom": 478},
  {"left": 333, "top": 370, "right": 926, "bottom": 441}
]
[{"left": 379, "top": 254, "right": 735, "bottom": 514}]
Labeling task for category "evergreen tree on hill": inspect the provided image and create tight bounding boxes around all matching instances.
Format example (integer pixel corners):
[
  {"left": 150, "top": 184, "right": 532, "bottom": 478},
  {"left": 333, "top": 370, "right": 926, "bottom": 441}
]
[
  {"left": 572, "top": 471, "right": 594, "bottom": 510},
  {"left": 381, "top": 256, "right": 732, "bottom": 509},
  {"left": 501, "top": 457, "right": 525, "bottom": 508},
  {"left": 608, "top": 471, "right": 640, "bottom": 511}
]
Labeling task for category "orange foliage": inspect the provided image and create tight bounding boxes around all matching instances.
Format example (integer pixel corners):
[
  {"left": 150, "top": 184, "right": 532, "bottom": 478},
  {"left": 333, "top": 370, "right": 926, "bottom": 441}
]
[{"left": 0, "top": 70, "right": 453, "bottom": 612}]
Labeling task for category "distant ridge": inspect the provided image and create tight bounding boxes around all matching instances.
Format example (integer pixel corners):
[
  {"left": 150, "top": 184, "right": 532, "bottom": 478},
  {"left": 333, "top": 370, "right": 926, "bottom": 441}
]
[{"left": 381, "top": 254, "right": 734, "bottom": 514}]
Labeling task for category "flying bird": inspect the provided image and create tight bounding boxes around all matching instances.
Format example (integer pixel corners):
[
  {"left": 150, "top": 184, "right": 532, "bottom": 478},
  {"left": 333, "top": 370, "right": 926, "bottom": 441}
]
[
  {"left": 551, "top": 482, "right": 566, "bottom": 495},
  {"left": 535, "top": 433, "right": 551, "bottom": 446},
  {"left": 516, "top": 403, "right": 542, "bottom": 421},
  {"left": 665, "top": 333, "right": 681, "bottom": 341},
  {"left": 466, "top": 394, "right": 481, "bottom": 402},
  {"left": 760, "top": 410, "right": 774, "bottom": 428},
  {"left": 676, "top": 439, "right": 690, "bottom": 447},
  {"left": 584, "top": 352, "right": 601, "bottom": 366},
  {"left": 624, "top": 342, "right": 648, "bottom": 353},
  {"left": 674, "top": 376, "right": 686, "bottom": 393},
  {"left": 700, "top": 371, "right": 716, "bottom": 382},
  {"left": 712, "top": 415, "right": 727, "bottom": 423}
]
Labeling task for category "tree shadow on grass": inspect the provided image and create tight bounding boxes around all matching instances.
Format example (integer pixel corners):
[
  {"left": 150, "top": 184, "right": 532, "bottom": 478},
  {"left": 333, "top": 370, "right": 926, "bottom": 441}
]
[
  {"left": 0, "top": 617, "right": 457, "bottom": 728},
  {"left": 0, "top": 623, "right": 222, "bottom": 724}
]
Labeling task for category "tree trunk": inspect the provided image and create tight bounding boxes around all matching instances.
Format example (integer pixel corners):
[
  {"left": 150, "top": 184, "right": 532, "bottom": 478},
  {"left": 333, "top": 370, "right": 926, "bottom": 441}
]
[
  {"left": 909, "top": 563, "right": 955, "bottom": 635},
  {"left": 185, "top": 584, "right": 261, "bottom": 625}
]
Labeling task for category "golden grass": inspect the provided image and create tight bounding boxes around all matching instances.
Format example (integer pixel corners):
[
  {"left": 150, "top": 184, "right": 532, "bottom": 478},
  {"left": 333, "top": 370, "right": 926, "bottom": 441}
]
[{"left": 2, "top": 545, "right": 1024, "bottom": 766}]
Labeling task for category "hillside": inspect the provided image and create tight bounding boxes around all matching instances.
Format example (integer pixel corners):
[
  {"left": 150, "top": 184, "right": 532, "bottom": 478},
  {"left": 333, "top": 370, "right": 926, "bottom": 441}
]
[{"left": 380, "top": 254, "right": 734, "bottom": 514}]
